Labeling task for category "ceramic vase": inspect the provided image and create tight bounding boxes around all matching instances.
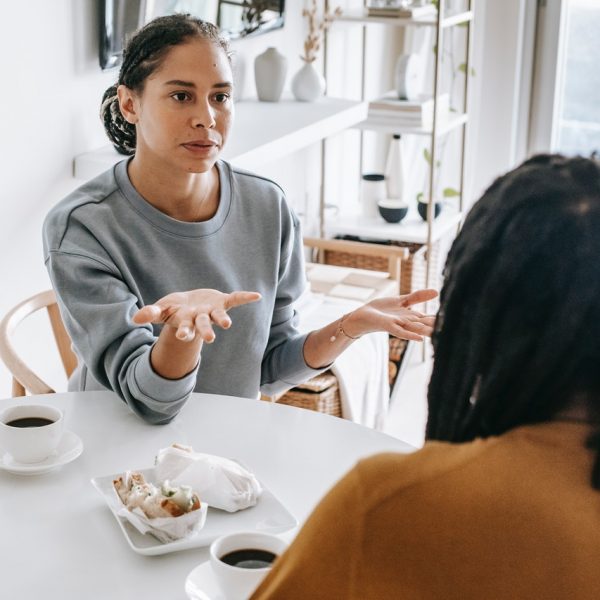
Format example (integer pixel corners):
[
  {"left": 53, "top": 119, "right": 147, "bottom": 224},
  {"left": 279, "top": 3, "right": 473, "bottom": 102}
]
[
  {"left": 254, "top": 47, "right": 288, "bottom": 102},
  {"left": 291, "top": 62, "right": 325, "bottom": 102}
]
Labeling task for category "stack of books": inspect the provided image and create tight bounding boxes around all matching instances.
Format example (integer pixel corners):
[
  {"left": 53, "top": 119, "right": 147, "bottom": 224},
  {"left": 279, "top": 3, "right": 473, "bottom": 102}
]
[
  {"left": 366, "top": 2, "right": 437, "bottom": 18},
  {"left": 368, "top": 92, "right": 450, "bottom": 128}
]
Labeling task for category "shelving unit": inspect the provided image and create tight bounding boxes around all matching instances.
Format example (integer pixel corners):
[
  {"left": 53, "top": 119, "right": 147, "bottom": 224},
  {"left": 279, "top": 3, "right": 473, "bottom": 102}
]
[
  {"left": 323, "top": 0, "right": 475, "bottom": 293},
  {"left": 73, "top": 97, "right": 367, "bottom": 180},
  {"left": 354, "top": 111, "right": 468, "bottom": 136},
  {"left": 336, "top": 7, "right": 473, "bottom": 29},
  {"left": 325, "top": 208, "right": 463, "bottom": 245}
]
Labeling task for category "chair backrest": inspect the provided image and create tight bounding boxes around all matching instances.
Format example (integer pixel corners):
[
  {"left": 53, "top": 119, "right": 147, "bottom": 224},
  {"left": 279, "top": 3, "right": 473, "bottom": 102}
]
[
  {"left": 303, "top": 237, "right": 409, "bottom": 287},
  {"left": 0, "top": 290, "right": 77, "bottom": 397}
]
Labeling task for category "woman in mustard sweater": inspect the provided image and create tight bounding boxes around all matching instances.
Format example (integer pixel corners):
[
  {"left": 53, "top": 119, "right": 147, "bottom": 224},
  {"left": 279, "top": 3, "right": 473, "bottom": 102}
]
[{"left": 252, "top": 154, "right": 600, "bottom": 600}]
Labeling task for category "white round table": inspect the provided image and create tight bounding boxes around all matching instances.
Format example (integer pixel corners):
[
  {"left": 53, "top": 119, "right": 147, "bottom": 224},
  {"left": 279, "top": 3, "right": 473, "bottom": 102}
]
[{"left": 0, "top": 391, "right": 413, "bottom": 599}]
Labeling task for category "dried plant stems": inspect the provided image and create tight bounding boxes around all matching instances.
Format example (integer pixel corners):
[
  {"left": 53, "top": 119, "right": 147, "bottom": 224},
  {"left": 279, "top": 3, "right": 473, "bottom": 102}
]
[{"left": 301, "top": 0, "right": 342, "bottom": 63}]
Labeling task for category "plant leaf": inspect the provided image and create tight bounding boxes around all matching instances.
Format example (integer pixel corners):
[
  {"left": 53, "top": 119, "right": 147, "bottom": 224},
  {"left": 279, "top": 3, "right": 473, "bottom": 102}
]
[
  {"left": 443, "top": 187, "right": 461, "bottom": 198},
  {"left": 416, "top": 192, "right": 424, "bottom": 202},
  {"left": 423, "top": 148, "right": 432, "bottom": 165},
  {"left": 457, "top": 63, "right": 467, "bottom": 74}
]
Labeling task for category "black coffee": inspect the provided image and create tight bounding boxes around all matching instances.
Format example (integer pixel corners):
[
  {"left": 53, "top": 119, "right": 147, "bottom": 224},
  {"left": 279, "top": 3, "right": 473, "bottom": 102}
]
[
  {"left": 220, "top": 549, "right": 277, "bottom": 569},
  {"left": 6, "top": 417, "right": 54, "bottom": 428}
]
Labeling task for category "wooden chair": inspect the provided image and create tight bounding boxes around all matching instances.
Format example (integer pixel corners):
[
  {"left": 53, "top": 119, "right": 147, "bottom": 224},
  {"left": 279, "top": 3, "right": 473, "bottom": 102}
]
[
  {"left": 0, "top": 290, "right": 77, "bottom": 397},
  {"left": 303, "top": 237, "right": 409, "bottom": 290}
]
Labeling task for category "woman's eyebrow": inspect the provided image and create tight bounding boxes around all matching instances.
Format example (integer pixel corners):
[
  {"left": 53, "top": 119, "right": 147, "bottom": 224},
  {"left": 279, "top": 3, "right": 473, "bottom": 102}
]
[{"left": 163, "top": 80, "right": 233, "bottom": 88}]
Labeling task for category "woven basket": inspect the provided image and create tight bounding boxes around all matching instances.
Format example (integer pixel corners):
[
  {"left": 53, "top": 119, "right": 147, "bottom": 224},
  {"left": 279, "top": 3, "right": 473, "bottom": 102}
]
[
  {"left": 274, "top": 371, "right": 341, "bottom": 417},
  {"left": 323, "top": 240, "right": 441, "bottom": 295}
]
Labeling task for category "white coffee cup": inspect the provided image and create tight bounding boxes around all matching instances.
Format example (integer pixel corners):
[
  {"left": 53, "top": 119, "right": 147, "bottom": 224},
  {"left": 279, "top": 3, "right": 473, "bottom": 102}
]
[
  {"left": 210, "top": 532, "right": 287, "bottom": 599},
  {"left": 0, "top": 404, "right": 64, "bottom": 463}
]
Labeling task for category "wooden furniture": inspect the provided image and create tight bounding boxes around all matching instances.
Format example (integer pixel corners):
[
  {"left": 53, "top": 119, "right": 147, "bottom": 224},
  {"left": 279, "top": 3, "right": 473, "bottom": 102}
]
[
  {"left": 303, "top": 236, "right": 408, "bottom": 292},
  {"left": 0, "top": 390, "right": 413, "bottom": 599},
  {"left": 0, "top": 290, "right": 77, "bottom": 397}
]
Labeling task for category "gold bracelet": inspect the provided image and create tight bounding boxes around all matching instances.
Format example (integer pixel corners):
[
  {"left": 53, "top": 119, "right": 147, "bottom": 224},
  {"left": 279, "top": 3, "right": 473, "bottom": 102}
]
[{"left": 329, "top": 313, "right": 361, "bottom": 343}]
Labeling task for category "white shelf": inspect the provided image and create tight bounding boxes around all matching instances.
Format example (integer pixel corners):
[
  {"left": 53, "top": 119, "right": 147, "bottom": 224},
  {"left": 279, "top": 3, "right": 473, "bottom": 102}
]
[
  {"left": 325, "top": 209, "right": 463, "bottom": 245},
  {"left": 73, "top": 97, "right": 368, "bottom": 180},
  {"left": 336, "top": 9, "right": 473, "bottom": 29},
  {"left": 354, "top": 112, "right": 468, "bottom": 136}
]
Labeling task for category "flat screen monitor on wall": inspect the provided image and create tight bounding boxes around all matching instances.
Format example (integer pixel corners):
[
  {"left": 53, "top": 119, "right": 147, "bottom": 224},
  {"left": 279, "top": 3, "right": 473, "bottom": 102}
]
[{"left": 100, "top": 0, "right": 286, "bottom": 70}]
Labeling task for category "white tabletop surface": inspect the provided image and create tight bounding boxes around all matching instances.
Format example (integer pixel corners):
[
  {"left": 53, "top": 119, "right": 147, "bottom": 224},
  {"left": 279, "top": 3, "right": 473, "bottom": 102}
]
[{"left": 0, "top": 391, "right": 413, "bottom": 600}]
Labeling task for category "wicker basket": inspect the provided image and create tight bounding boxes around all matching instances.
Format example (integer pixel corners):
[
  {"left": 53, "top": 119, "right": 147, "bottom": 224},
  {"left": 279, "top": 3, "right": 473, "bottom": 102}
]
[
  {"left": 274, "top": 371, "right": 341, "bottom": 417},
  {"left": 323, "top": 239, "right": 441, "bottom": 295}
]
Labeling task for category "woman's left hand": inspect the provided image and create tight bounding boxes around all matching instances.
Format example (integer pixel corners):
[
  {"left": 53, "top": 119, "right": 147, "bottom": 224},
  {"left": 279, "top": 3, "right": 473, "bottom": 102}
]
[{"left": 343, "top": 289, "right": 438, "bottom": 341}]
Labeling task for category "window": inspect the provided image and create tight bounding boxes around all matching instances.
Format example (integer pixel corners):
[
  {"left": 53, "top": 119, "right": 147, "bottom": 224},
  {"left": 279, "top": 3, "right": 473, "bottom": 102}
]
[{"left": 555, "top": 0, "right": 600, "bottom": 155}]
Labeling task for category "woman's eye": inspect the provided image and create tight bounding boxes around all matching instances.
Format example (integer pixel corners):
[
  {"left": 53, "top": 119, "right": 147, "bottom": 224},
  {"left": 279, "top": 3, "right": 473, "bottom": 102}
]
[
  {"left": 171, "top": 92, "right": 191, "bottom": 102},
  {"left": 214, "top": 93, "right": 230, "bottom": 104}
]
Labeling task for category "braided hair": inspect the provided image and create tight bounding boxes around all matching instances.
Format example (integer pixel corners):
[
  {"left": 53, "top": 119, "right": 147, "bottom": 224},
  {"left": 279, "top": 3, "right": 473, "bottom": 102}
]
[
  {"left": 426, "top": 154, "right": 600, "bottom": 489},
  {"left": 100, "top": 14, "right": 231, "bottom": 155}
]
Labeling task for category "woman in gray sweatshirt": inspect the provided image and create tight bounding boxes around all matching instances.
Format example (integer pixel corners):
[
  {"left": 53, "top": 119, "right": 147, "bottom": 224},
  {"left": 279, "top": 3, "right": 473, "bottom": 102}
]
[{"left": 43, "top": 14, "right": 435, "bottom": 424}]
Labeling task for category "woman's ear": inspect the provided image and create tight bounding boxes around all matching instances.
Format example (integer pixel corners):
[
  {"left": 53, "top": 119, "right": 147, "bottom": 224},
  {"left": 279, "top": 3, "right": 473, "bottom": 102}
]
[{"left": 117, "top": 84, "right": 139, "bottom": 124}]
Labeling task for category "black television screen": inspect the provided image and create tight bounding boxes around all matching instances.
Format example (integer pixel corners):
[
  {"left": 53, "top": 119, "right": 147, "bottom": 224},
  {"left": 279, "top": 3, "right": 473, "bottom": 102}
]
[{"left": 99, "top": 0, "right": 286, "bottom": 70}]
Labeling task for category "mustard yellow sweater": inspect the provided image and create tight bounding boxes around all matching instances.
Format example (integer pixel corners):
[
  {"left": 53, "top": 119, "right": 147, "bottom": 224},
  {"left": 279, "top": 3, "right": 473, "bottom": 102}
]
[{"left": 252, "top": 422, "right": 600, "bottom": 599}]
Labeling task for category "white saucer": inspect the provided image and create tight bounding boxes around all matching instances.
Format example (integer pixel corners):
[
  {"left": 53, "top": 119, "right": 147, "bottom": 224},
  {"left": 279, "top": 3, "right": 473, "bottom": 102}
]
[
  {"left": 0, "top": 431, "right": 83, "bottom": 476},
  {"left": 185, "top": 561, "right": 225, "bottom": 600}
]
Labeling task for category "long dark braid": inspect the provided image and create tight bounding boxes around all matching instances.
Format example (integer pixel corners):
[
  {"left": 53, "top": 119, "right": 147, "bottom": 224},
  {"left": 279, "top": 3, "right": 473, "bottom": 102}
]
[
  {"left": 100, "top": 14, "right": 231, "bottom": 155},
  {"left": 426, "top": 154, "right": 600, "bottom": 489}
]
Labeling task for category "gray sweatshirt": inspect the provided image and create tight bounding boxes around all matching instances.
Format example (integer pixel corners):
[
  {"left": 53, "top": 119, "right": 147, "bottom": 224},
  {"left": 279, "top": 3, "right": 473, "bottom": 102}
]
[{"left": 43, "top": 159, "right": 322, "bottom": 423}]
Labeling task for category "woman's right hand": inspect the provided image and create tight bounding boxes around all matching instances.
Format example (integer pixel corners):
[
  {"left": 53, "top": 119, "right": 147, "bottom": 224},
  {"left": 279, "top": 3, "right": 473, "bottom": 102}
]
[{"left": 132, "top": 289, "right": 262, "bottom": 343}]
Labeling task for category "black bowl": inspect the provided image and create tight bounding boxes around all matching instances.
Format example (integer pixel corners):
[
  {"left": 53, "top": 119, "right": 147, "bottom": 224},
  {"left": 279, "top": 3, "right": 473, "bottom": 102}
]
[
  {"left": 417, "top": 200, "right": 442, "bottom": 221},
  {"left": 378, "top": 201, "right": 409, "bottom": 223}
]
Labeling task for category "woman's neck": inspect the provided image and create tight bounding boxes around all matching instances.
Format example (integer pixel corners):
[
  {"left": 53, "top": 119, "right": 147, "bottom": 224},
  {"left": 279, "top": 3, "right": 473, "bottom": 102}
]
[{"left": 127, "top": 155, "right": 220, "bottom": 223}]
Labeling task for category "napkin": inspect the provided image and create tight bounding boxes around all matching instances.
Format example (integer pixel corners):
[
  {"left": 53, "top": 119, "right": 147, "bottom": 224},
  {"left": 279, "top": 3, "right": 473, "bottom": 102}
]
[{"left": 155, "top": 445, "right": 263, "bottom": 513}]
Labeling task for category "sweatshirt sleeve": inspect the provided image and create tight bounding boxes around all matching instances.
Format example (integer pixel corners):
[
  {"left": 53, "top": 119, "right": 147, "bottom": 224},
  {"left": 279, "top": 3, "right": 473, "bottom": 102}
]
[
  {"left": 259, "top": 211, "right": 327, "bottom": 397},
  {"left": 45, "top": 250, "right": 197, "bottom": 424}
]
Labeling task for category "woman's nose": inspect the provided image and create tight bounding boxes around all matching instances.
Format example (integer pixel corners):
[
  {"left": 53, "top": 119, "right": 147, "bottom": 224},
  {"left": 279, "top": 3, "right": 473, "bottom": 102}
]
[{"left": 191, "top": 102, "right": 216, "bottom": 128}]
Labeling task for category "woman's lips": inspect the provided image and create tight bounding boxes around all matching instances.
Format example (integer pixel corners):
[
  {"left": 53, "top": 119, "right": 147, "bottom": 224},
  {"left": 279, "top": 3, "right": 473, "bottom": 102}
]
[{"left": 182, "top": 142, "right": 218, "bottom": 155}]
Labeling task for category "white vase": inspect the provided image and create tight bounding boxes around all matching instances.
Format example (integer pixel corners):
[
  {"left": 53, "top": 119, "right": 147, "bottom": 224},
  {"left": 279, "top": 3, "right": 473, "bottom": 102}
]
[
  {"left": 254, "top": 47, "right": 288, "bottom": 102},
  {"left": 291, "top": 62, "right": 325, "bottom": 102}
]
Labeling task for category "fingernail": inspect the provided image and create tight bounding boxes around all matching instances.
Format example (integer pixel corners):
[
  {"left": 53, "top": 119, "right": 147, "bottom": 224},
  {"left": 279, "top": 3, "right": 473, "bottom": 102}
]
[{"left": 177, "top": 327, "right": 191, "bottom": 340}]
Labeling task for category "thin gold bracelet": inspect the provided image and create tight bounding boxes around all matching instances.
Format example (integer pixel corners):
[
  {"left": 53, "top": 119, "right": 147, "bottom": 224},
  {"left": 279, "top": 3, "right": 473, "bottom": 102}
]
[{"left": 329, "top": 313, "right": 361, "bottom": 343}]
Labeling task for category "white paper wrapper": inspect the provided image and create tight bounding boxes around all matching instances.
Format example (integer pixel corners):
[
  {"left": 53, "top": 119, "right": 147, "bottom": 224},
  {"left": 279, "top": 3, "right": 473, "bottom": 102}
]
[
  {"left": 111, "top": 473, "right": 208, "bottom": 543},
  {"left": 155, "top": 446, "right": 263, "bottom": 513}
]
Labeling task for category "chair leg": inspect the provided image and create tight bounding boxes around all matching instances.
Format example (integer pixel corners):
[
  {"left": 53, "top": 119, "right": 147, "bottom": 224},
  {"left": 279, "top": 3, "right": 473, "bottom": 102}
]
[{"left": 12, "top": 378, "right": 26, "bottom": 397}]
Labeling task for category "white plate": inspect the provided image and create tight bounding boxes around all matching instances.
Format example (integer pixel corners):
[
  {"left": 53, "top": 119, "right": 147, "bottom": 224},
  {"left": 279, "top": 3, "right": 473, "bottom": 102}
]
[
  {"left": 0, "top": 431, "right": 83, "bottom": 476},
  {"left": 185, "top": 561, "right": 225, "bottom": 600},
  {"left": 91, "top": 467, "right": 297, "bottom": 556}
]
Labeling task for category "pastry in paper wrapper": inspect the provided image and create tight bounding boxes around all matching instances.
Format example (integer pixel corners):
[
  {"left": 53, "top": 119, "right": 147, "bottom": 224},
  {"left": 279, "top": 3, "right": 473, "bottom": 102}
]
[
  {"left": 112, "top": 471, "right": 207, "bottom": 543},
  {"left": 155, "top": 445, "right": 262, "bottom": 512}
]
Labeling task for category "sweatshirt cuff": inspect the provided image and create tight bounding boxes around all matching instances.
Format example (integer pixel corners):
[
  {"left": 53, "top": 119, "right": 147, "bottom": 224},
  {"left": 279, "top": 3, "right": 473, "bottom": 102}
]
[
  {"left": 261, "top": 333, "right": 328, "bottom": 398},
  {"left": 131, "top": 349, "right": 198, "bottom": 405}
]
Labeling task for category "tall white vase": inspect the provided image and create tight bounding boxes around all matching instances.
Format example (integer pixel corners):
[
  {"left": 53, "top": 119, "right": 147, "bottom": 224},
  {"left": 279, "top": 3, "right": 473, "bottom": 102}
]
[
  {"left": 254, "top": 47, "right": 288, "bottom": 102},
  {"left": 291, "top": 62, "right": 325, "bottom": 102}
]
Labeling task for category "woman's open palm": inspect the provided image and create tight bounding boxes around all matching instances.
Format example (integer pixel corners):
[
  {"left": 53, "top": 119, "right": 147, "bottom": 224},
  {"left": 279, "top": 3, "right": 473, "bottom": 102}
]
[
  {"left": 350, "top": 289, "right": 438, "bottom": 341},
  {"left": 132, "top": 289, "right": 262, "bottom": 343}
]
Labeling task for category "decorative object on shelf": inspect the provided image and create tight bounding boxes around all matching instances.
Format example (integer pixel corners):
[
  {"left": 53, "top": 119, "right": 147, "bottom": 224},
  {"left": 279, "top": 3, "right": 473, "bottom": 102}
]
[
  {"left": 292, "top": 0, "right": 342, "bottom": 102},
  {"left": 254, "top": 47, "right": 288, "bottom": 102},
  {"left": 385, "top": 134, "right": 405, "bottom": 201},
  {"left": 378, "top": 200, "right": 409, "bottom": 223},
  {"left": 292, "top": 62, "right": 326, "bottom": 102},
  {"left": 417, "top": 198, "right": 442, "bottom": 221},
  {"left": 366, "top": 0, "right": 437, "bottom": 18},
  {"left": 369, "top": 91, "right": 450, "bottom": 127},
  {"left": 360, "top": 174, "right": 387, "bottom": 217},
  {"left": 394, "top": 54, "right": 422, "bottom": 101}
]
